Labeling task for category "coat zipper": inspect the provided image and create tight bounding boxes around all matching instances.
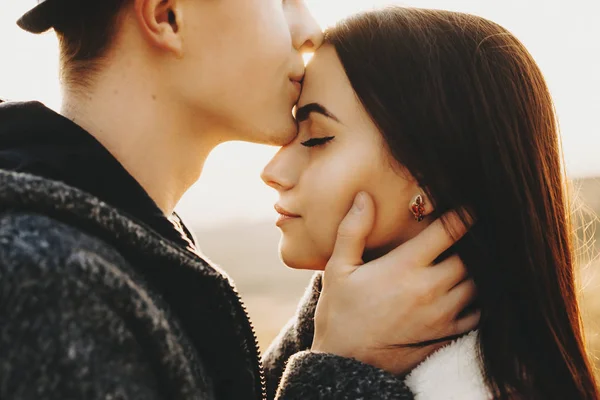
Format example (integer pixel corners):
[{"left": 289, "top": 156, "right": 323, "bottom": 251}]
[{"left": 229, "top": 285, "right": 267, "bottom": 400}]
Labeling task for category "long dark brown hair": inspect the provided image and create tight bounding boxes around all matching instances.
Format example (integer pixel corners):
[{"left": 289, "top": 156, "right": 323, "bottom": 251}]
[{"left": 325, "top": 7, "right": 598, "bottom": 400}]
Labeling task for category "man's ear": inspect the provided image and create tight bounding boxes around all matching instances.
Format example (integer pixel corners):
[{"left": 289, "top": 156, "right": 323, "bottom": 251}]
[{"left": 134, "top": 0, "right": 183, "bottom": 57}]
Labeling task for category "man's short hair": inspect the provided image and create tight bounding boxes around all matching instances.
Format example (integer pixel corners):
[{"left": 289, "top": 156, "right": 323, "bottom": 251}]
[{"left": 51, "top": 0, "right": 130, "bottom": 87}]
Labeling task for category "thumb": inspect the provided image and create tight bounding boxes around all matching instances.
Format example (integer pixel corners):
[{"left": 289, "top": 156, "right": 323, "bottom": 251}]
[{"left": 327, "top": 192, "right": 375, "bottom": 276}]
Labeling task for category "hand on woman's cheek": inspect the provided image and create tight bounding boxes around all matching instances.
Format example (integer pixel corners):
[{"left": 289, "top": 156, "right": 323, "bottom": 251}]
[{"left": 263, "top": 45, "right": 427, "bottom": 271}]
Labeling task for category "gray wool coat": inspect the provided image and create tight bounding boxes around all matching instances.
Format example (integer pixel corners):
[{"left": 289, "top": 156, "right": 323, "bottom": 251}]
[{"left": 0, "top": 169, "right": 414, "bottom": 400}]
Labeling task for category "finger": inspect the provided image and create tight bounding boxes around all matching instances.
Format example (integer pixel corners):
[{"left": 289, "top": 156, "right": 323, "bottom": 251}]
[
  {"left": 427, "top": 254, "right": 469, "bottom": 290},
  {"left": 382, "top": 209, "right": 474, "bottom": 269},
  {"left": 326, "top": 192, "right": 376, "bottom": 276},
  {"left": 452, "top": 309, "right": 481, "bottom": 336},
  {"left": 443, "top": 278, "right": 477, "bottom": 319},
  {"left": 416, "top": 310, "right": 480, "bottom": 346}
]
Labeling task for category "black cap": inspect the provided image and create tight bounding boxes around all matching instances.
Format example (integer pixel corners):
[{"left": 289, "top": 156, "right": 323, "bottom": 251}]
[{"left": 17, "top": 0, "right": 61, "bottom": 34}]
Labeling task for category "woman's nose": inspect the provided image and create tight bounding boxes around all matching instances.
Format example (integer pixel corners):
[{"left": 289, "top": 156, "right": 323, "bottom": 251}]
[{"left": 261, "top": 147, "right": 296, "bottom": 192}]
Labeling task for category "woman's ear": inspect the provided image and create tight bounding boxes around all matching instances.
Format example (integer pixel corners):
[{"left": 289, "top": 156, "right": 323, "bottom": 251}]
[{"left": 408, "top": 191, "right": 434, "bottom": 222}]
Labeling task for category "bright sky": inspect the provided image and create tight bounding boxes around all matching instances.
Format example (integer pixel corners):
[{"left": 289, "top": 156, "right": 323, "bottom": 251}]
[{"left": 1, "top": 0, "right": 599, "bottom": 228}]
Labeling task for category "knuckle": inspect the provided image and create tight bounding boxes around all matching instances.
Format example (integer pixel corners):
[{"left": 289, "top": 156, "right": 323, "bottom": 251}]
[
  {"left": 428, "top": 308, "right": 452, "bottom": 330},
  {"left": 466, "top": 281, "right": 478, "bottom": 297},
  {"left": 404, "top": 254, "right": 421, "bottom": 268},
  {"left": 437, "top": 307, "right": 454, "bottom": 325},
  {"left": 414, "top": 282, "right": 436, "bottom": 304},
  {"left": 397, "top": 252, "right": 420, "bottom": 270},
  {"left": 336, "top": 228, "right": 353, "bottom": 241},
  {"left": 337, "top": 219, "right": 357, "bottom": 240},
  {"left": 447, "top": 254, "right": 462, "bottom": 267},
  {"left": 429, "top": 315, "right": 446, "bottom": 330},
  {"left": 444, "top": 255, "right": 464, "bottom": 271}
]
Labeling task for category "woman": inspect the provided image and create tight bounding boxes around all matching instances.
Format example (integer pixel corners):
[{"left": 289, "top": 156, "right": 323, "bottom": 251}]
[{"left": 261, "top": 7, "right": 599, "bottom": 400}]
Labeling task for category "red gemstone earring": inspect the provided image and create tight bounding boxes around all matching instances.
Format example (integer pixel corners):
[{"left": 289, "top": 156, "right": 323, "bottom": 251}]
[{"left": 410, "top": 194, "right": 426, "bottom": 222}]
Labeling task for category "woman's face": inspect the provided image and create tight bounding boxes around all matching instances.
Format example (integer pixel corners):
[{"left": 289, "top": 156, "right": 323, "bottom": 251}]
[{"left": 261, "top": 45, "right": 431, "bottom": 270}]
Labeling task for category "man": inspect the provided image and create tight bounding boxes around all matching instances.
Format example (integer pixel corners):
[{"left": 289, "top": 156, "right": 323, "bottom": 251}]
[{"left": 0, "top": 0, "right": 477, "bottom": 398}]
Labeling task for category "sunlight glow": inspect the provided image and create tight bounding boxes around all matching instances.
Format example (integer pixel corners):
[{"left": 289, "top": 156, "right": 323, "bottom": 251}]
[
  {"left": 0, "top": 0, "right": 599, "bottom": 227},
  {"left": 303, "top": 53, "right": 314, "bottom": 65}
]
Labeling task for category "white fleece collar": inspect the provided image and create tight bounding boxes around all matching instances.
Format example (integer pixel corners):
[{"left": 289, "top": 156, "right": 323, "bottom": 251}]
[{"left": 404, "top": 331, "right": 492, "bottom": 400}]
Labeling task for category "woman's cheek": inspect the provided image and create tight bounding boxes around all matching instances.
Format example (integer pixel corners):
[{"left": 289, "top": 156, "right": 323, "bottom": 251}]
[
  {"left": 309, "top": 207, "right": 338, "bottom": 263},
  {"left": 362, "top": 170, "right": 418, "bottom": 253},
  {"left": 308, "top": 191, "right": 366, "bottom": 263},
  {"left": 304, "top": 144, "right": 377, "bottom": 262}
]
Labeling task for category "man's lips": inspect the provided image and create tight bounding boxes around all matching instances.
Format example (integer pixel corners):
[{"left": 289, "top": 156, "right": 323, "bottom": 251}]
[
  {"left": 291, "top": 80, "right": 302, "bottom": 92},
  {"left": 290, "top": 74, "right": 304, "bottom": 85},
  {"left": 289, "top": 78, "right": 303, "bottom": 96}
]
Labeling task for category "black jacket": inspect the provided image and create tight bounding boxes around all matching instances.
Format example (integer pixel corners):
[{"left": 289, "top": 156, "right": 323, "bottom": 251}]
[{"left": 0, "top": 101, "right": 413, "bottom": 399}]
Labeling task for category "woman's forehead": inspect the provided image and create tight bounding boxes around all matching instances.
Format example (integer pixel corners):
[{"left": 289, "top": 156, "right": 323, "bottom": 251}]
[{"left": 299, "top": 47, "right": 360, "bottom": 118}]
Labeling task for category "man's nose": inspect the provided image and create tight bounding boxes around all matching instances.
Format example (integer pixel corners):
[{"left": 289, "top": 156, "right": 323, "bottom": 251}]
[{"left": 291, "top": 2, "right": 324, "bottom": 53}]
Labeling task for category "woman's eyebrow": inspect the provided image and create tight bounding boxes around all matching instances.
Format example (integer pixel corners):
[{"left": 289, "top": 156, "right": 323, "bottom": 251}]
[{"left": 295, "top": 102, "right": 341, "bottom": 124}]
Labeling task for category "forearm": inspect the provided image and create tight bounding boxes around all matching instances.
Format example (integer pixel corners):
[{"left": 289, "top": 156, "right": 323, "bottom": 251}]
[
  {"left": 263, "top": 273, "right": 414, "bottom": 400},
  {"left": 275, "top": 351, "right": 414, "bottom": 400},
  {"left": 265, "top": 332, "right": 414, "bottom": 400}
]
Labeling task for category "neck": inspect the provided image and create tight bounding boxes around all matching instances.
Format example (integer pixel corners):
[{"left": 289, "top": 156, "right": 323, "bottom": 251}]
[{"left": 60, "top": 63, "right": 222, "bottom": 215}]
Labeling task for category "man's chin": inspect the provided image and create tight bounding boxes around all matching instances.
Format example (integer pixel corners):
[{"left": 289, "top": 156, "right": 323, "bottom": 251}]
[
  {"left": 267, "top": 119, "right": 298, "bottom": 147},
  {"left": 237, "top": 118, "right": 297, "bottom": 146}
]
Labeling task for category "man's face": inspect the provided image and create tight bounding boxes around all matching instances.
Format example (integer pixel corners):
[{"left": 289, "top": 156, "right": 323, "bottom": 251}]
[{"left": 171, "top": 0, "right": 323, "bottom": 146}]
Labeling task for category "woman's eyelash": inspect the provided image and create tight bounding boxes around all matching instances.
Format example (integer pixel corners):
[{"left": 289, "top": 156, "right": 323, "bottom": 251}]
[{"left": 301, "top": 136, "right": 335, "bottom": 148}]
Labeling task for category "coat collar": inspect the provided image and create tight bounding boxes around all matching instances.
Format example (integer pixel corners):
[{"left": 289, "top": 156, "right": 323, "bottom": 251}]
[
  {"left": 0, "top": 101, "right": 195, "bottom": 251},
  {"left": 405, "top": 330, "right": 491, "bottom": 400}
]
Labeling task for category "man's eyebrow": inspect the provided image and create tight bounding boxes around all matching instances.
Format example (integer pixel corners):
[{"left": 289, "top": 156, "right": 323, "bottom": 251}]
[{"left": 295, "top": 103, "right": 341, "bottom": 124}]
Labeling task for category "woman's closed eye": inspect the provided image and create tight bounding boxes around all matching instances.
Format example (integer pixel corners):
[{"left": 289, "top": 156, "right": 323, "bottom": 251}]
[{"left": 301, "top": 136, "right": 335, "bottom": 148}]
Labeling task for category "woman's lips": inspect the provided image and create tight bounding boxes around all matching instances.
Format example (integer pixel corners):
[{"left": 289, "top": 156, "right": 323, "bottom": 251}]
[{"left": 274, "top": 204, "right": 300, "bottom": 226}]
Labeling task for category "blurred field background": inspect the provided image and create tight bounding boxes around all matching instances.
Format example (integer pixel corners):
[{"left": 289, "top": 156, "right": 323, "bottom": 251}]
[
  {"left": 575, "top": 178, "right": 600, "bottom": 369},
  {"left": 193, "top": 177, "right": 600, "bottom": 366}
]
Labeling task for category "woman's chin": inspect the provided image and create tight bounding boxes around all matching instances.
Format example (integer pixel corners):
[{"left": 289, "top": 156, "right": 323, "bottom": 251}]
[
  {"left": 279, "top": 252, "right": 327, "bottom": 271},
  {"left": 278, "top": 238, "right": 328, "bottom": 270}
]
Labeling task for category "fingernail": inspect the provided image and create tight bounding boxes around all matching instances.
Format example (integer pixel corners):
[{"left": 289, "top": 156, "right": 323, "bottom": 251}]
[{"left": 352, "top": 192, "right": 365, "bottom": 212}]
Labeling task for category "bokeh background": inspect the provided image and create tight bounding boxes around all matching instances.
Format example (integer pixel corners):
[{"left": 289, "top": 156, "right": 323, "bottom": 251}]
[{"left": 2, "top": 0, "right": 600, "bottom": 367}]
